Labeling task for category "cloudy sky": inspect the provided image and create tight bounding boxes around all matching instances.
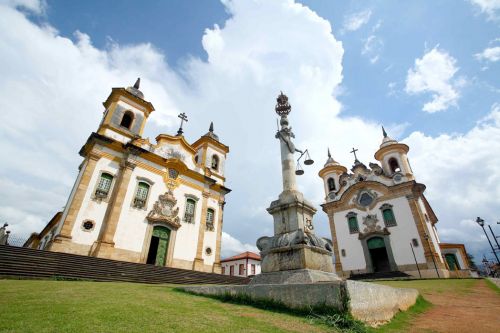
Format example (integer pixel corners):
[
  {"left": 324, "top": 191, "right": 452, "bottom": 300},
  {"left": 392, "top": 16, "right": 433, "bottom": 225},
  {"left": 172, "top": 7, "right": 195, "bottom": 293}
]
[{"left": 1, "top": 0, "right": 499, "bottom": 263}]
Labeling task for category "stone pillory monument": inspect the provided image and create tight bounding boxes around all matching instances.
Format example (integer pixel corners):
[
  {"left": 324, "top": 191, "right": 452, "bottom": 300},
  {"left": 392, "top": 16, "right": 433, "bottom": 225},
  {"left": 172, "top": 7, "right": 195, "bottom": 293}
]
[
  {"left": 252, "top": 92, "right": 338, "bottom": 284},
  {"left": 182, "top": 93, "right": 419, "bottom": 326}
]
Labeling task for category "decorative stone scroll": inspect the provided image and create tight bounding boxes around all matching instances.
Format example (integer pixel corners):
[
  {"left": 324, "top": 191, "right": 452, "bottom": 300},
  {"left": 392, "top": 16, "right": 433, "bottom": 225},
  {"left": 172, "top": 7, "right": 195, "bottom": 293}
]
[{"left": 147, "top": 190, "right": 181, "bottom": 229}]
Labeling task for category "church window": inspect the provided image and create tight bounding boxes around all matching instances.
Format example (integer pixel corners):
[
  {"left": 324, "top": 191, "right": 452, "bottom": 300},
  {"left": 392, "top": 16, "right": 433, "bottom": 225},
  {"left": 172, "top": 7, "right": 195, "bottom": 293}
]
[
  {"left": 95, "top": 173, "right": 113, "bottom": 198},
  {"left": 168, "top": 168, "right": 179, "bottom": 179},
  {"left": 346, "top": 212, "right": 359, "bottom": 234},
  {"left": 359, "top": 192, "right": 374, "bottom": 207},
  {"left": 239, "top": 264, "right": 245, "bottom": 276},
  {"left": 327, "top": 178, "right": 336, "bottom": 192},
  {"left": 211, "top": 155, "right": 219, "bottom": 171},
  {"left": 184, "top": 198, "right": 196, "bottom": 223},
  {"left": 380, "top": 204, "right": 397, "bottom": 227},
  {"left": 388, "top": 158, "right": 401, "bottom": 173},
  {"left": 120, "top": 111, "right": 134, "bottom": 129},
  {"left": 206, "top": 208, "right": 215, "bottom": 231},
  {"left": 82, "top": 220, "right": 95, "bottom": 231},
  {"left": 133, "top": 182, "right": 150, "bottom": 208}
]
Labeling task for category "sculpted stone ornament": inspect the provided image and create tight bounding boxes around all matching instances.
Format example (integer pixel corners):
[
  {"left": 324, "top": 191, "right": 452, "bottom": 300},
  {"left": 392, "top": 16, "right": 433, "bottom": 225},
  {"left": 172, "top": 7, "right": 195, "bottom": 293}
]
[
  {"left": 147, "top": 190, "right": 181, "bottom": 229},
  {"left": 362, "top": 214, "right": 381, "bottom": 233}
]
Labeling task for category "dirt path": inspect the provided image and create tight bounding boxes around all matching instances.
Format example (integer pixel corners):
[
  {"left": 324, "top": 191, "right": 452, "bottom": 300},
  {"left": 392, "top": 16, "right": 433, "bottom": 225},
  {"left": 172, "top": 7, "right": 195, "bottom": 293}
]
[{"left": 409, "top": 280, "right": 500, "bottom": 333}]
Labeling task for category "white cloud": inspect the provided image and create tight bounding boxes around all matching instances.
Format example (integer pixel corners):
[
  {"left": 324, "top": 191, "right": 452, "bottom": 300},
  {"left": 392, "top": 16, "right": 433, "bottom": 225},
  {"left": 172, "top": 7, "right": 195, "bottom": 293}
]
[
  {"left": 0, "top": 0, "right": 498, "bottom": 264},
  {"left": 405, "top": 47, "right": 463, "bottom": 113},
  {"left": 469, "top": 0, "right": 500, "bottom": 20},
  {"left": 362, "top": 34, "right": 383, "bottom": 64},
  {"left": 475, "top": 46, "right": 500, "bottom": 62},
  {"left": 342, "top": 9, "right": 372, "bottom": 32},
  {"left": 221, "top": 232, "right": 258, "bottom": 258}
]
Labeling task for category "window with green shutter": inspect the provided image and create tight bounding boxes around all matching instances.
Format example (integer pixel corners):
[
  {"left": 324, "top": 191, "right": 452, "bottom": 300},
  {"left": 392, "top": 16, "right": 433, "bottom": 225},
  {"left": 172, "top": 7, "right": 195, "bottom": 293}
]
[
  {"left": 184, "top": 198, "right": 196, "bottom": 223},
  {"left": 346, "top": 212, "right": 359, "bottom": 234},
  {"left": 380, "top": 204, "right": 397, "bottom": 227},
  {"left": 133, "top": 182, "right": 150, "bottom": 208},
  {"left": 95, "top": 173, "right": 113, "bottom": 198}
]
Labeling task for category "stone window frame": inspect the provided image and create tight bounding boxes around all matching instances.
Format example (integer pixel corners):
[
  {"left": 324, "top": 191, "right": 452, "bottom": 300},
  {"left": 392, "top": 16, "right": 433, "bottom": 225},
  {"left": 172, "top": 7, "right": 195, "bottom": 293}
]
[
  {"left": 131, "top": 177, "right": 154, "bottom": 210},
  {"left": 183, "top": 194, "right": 199, "bottom": 223},
  {"left": 92, "top": 170, "right": 117, "bottom": 203},
  {"left": 211, "top": 154, "right": 219, "bottom": 172},
  {"left": 205, "top": 207, "right": 216, "bottom": 231},
  {"left": 346, "top": 212, "right": 359, "bottom": 234},
  {"left": 380, "top": 203, "right": 397, "bottom": 227},
  {"left": 327, "top": 177, "right": 336, "bottom": 192},
  {"left": 81, "top": 220, "right": 96, "bottom": 232}
]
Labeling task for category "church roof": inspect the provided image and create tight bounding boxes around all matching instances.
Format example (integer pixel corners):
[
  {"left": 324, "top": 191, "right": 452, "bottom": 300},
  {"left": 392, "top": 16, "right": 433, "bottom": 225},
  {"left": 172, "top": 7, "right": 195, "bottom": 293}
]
[{"left": 221, "top": 251, "right": 261, "bottom": 262}]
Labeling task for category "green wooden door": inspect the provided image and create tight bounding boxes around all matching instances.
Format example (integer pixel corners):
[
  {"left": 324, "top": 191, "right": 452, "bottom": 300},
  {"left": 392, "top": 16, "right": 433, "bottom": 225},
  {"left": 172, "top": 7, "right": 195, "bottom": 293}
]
[{"left": 152, "top": 226, "right": 170, "bottom": 266}]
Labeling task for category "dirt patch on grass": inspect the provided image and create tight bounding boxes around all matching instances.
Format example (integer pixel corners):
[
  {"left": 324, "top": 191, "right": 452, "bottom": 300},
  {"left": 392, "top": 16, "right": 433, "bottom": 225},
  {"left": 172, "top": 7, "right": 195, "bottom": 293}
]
[{"left": 408, "top": 279, "right": 500, "bottom": 333}]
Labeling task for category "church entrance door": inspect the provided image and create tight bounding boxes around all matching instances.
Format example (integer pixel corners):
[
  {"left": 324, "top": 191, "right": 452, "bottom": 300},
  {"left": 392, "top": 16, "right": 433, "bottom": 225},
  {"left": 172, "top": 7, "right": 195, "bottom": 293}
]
[
  {"left": 367, "top": 237, "right": 391, "bottom": 272},
  {"left": 146, "top": 226, "right": 170, "bottom": 266}
]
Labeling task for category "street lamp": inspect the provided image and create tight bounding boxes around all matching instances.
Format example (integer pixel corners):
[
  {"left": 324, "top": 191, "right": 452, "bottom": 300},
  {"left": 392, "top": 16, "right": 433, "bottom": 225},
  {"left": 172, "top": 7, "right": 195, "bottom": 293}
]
[{"left": 476, "top": 217, "right": 500, "bottom": 264}]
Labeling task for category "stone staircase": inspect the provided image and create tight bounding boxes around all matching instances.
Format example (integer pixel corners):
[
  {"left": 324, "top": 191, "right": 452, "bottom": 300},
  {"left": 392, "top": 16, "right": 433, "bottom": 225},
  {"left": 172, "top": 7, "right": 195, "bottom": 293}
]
[
  {"left": 348, "top": 270, "right": 411, "bottom": 281},
  {"left": 0, "top": 245, "right": 250, "bottom": 285}
]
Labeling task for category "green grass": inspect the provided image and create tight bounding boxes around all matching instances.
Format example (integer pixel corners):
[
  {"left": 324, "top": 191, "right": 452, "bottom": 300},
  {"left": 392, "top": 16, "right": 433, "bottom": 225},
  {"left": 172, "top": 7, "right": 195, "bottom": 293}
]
[
  {"left": 484, "top": 278, "right": 500, "bottom": 294},
  {"left": 374, "top": 278, "right": 477, "bottom": 295},
  {"left": 367, "top": 295, "right": 431, "bottom": 333},
  {"left": 0, "top": 280, "right": 333, "bottom": 333}
]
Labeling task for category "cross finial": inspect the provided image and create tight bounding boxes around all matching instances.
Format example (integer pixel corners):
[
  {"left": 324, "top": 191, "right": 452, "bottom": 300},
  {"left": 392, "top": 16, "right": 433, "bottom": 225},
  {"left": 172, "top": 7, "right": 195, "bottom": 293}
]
[
  {"left": 382, "top": 126, "right": 387, "bottom": 138},
  {"left": 176, "top": 112, "right": 188, "bottom": 136},
  {"left": 209, "top": 121, "right": 214, "bottom": 132},
  {"left": 350, "top": 147, "right": 359, "bottom": 161}
]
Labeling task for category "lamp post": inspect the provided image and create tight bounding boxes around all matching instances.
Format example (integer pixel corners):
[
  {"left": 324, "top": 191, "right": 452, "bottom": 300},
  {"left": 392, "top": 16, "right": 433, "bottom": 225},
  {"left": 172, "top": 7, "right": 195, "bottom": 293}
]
[
  {"left": 476, "top": 217, "right": 500, "bottom": 264},
  {"left": 487, "top": 225, "right": 500, "bottom": 251},
  {"left": 423, "top": 233, "right": 440, "bottom": 278}
]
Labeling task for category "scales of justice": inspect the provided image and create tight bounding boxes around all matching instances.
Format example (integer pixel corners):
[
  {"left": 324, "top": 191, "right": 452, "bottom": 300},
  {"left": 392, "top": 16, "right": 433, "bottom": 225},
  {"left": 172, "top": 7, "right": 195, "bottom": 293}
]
[{"left": 252, "top": 92, "right": 339, "bottom": 284}]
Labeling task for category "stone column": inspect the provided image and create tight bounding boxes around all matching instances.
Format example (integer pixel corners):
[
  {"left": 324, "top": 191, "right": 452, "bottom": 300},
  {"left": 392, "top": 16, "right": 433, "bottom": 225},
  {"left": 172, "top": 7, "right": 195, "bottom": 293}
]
[
  {"left": 278, "top": 116, "right": 298, "bottom": 193},
  {"left": 326, "top": 209, "right": 343, "bottom": 275},
  {"left": 193, "top": 190, "right": 210, "bottom": 271},
  {"left": 406, "top": 194, "right": 445, "bottom": 269},
  {"left": 92, "top": 159, "right": 136, "bottom": 258},
  {"left": 212, "top": 199, "right": 225, "bottom": 273},
  {"left": 50, "top": 152, "right": 101, "bottom": 251}
]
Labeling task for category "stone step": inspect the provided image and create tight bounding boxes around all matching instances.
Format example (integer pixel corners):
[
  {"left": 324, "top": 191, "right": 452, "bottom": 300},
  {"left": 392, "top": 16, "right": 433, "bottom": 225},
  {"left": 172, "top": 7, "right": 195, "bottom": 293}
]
[{"left": 0, "top": 245, "right": 249, "bottom": 285}]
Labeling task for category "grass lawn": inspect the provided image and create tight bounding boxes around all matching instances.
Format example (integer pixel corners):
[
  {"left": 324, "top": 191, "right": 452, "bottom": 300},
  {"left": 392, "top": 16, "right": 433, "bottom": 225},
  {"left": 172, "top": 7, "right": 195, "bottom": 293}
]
[
  {"left": 1, "top": 278, "right": 492, "bottom": 333},
  {"left": 0, "top": 279, "right": 332, "bottom": 333}
]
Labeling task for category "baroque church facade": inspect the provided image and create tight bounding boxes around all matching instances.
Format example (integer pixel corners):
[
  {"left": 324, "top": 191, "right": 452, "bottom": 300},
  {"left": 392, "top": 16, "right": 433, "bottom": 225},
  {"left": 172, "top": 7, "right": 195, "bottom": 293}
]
[
  {"left": 319, "top": 129, "right": 454, "bottom": 278},
  {"left": 26, "top": 80, "right": 229, "bottom": 273}
]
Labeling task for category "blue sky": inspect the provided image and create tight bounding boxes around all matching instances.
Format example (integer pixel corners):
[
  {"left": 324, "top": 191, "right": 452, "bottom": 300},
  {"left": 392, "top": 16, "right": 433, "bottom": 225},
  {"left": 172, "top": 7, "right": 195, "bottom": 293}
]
[{"left": 1, "top": 0, "right": 499, "bottom": 264}]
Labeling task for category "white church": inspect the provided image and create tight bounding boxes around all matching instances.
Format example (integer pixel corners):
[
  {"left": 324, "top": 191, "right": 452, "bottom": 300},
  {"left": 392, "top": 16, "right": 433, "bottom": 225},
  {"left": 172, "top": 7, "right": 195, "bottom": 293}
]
[
  {"left": 25, "top": 79, "right": 230, "bottom": 273},
  {"left": 318, "top": 129, "right": 472, "bottom": 278}
]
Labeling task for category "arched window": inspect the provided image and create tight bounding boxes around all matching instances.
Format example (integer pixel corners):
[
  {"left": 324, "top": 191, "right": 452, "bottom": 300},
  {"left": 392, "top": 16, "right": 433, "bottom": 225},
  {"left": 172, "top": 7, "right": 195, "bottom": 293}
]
[
  {"left": 184, "top": 198, "right": 196, "bottom": 223},
  {"left": 380, "top": 203, "right": 397, "bottom": 227},
  {"left": 211, "top": 155, "right": 219, "bottom": 171},
  {"left": 120, "top": 111, "right": 134, "bottom": 129},
  {"left": 133, "top": 182, "right": 150, "bottom": 208},
  {"left": 95, "top": 173, "right": 113, "bottom": 198},
  {"left": 346, "top": 212, "right": 359, "bottom": 234},
  {"left": 388, "top": 158, "right": 401, "bottom": 173},
  {"left": 327, "top": 178, "right": 336, "bottom": 192},
  {"left": 206, "top": 208, "right": 215, "bottom": 231}
]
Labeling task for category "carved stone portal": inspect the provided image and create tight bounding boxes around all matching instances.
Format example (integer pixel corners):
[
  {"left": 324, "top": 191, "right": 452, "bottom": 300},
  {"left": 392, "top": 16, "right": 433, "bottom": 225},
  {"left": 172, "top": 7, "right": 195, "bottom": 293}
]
[{"left": 147, "top": 190, "right": 181, "bottom": 229}]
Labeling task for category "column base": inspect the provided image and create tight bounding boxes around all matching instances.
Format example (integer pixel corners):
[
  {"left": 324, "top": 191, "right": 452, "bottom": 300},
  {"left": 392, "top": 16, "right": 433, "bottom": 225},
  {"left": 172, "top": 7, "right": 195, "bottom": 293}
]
[{"left": 192, "top": 258, "right": 205, "bottom": 271}]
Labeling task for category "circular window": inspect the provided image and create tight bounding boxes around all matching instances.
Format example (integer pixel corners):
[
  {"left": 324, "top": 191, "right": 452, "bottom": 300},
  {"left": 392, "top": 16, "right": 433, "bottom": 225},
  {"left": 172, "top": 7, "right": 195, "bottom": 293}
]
[
  {"left": 205, "top": 247, "right": 212, "bottom": 256},
  {"left": 82, "top": 220, "right": 94, "bottom": 231},
  {"left": 359, "top": 193, "right": 374, "bottom": 207}
]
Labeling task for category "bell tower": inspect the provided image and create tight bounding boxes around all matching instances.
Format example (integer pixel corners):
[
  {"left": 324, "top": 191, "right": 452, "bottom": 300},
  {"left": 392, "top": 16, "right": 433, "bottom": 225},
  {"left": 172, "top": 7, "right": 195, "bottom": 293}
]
[
  {"left": 97, "top": 78, "right": 155, "bottom": 143},
  {"left": 318, "top": 148, "right": 348, "bottom": 199},
  {"left": 374, "top": 127, "right": 414, "bottom": 179}
]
